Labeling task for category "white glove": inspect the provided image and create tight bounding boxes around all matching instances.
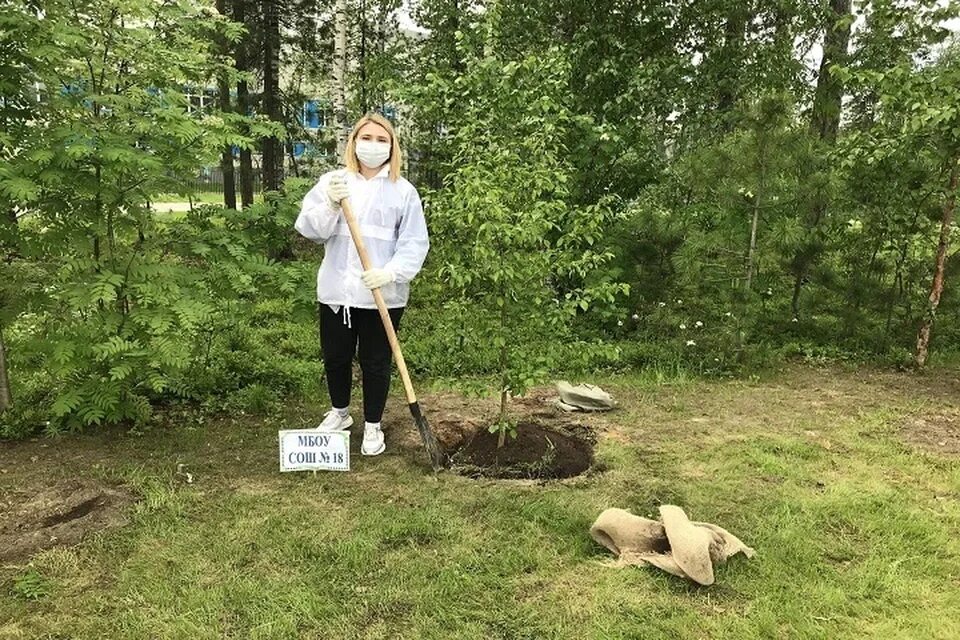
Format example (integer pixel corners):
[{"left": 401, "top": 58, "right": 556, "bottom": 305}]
[
  {"left": 361, "top": 268, "right": 396, "bottom": 290},
  {"left": 326, "top": 173, "right": 349, "bottom": 208}
]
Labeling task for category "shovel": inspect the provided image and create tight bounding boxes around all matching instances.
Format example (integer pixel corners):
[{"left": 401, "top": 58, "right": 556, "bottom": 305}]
[{"left": 339, "top": 194, "right": 445, "bottom": 471}]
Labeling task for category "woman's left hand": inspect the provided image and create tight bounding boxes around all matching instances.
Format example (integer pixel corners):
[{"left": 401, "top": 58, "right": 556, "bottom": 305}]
[{"left": 362, "top": 268, "right": 396, "bottom": 290}]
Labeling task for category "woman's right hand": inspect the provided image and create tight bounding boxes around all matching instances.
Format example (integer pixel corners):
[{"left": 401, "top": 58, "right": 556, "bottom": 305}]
[{"left": 326, "top": 173, "right": 349, "bottom": 209}]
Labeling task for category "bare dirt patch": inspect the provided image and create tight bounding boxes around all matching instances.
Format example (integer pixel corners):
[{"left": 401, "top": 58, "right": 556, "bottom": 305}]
[
  {"left": 0, "top": 479, "right": 137, "bottom": 563},
  {"left": 383, "top": 387, "right": 598, "bottom": 478},
  {"left": 901, "top": 409, "right": 960, "bottom": 455}
]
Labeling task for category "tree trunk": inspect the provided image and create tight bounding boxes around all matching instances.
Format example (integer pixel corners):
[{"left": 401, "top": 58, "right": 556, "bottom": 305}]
[
  {"left": 261, "top": 0, "right": 283, "bottom": 192},
  {"left": 792, "top": 0, "right": 852, "bottom": 317},
  {"left": 848, "top": 4, "right": 880, "bottom": 131},
  {"left": 497, "top": 292, "right": 508, "bottom": 449},
  {"left": 1, "top": 209, "right": 18, "bottom": 256},
  {"left": 745, "top": 196, "right": 761, "bottom": 292},
  {"left": 359, "top": 0, "right": 368, "bottom": 113},
  {"left": 333, "top": 0, "right": 349, "bottom": 159},
  {"left": 717, "top": 7, "right": 748, "bottom": 127},
  {"left": 915, "top": 158, "right": 960, "bottom": 367},
  {"left": 216, "top": 0, "right": 237, "bottom": 210},
  {"left": 497, "top": 387, "right": 507, "bottom": 449},
  {"left": 286, "top": 140, "right": 300, "bottom": 178},
  {"left": 0, "top": 323, "right": 11, "bottom": 411},
  {"left": 884, "top": 236, "right": 911, "bottom": 343},
  {"left": 233, "top": 0, "right": 255, "bottom": 208},
  {"left": 810, "top": 0, "right": 852, "bottom": 144},
  {"left": 745, "top": 134, "right": 767, "bottom": 293}
]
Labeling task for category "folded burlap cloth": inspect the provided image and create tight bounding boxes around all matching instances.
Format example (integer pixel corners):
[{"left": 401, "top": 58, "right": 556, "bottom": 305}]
[
  {"left": 555, "top": 381, "right": 617, "bottom": 412},
  {"left": 590, "top": 506, "right": 755, "bottom": 585}
]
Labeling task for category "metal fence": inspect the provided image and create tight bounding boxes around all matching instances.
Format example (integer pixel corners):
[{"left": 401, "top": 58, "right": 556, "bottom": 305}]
[
  {"left": 188, "top": 166, "right": 263, "bottom": 194},
  {"left": 183, "top": 159, "right": 442, "bottom": 195}
]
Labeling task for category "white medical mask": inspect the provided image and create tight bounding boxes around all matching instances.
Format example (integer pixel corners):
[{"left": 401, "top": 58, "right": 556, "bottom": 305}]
[{"left": 355, "top": 140, "right": 391, "bottom": 169}]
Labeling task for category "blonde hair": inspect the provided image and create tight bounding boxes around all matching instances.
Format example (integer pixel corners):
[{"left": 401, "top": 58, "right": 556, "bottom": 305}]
[{"left": 343, "top": 113, "right": 402, "bottom": 182}]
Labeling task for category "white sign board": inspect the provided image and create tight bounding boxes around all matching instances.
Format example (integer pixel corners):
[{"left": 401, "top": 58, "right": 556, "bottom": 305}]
[{"left": 279, "top": 430, "right": 350, "bottom": 472}]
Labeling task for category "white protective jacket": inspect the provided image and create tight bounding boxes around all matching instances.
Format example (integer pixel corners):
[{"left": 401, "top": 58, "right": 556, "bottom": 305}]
[{"left": 295, "top": 166, "right": 429, "bottom": 316}]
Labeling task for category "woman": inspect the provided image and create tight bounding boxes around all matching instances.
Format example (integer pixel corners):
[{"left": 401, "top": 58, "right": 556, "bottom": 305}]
[{"left": 294, "top": 113, "right": 429, "bottom": 456}]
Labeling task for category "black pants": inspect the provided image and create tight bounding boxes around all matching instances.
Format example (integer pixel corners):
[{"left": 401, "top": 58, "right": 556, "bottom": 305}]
[{"left": 318, "top": 303, "right": 404, "bottom": 424}]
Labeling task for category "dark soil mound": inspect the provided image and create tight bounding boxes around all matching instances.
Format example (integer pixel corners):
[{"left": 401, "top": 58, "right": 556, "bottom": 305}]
[{"left": 449, "top": 421, "right": 593, "bottom": 479}]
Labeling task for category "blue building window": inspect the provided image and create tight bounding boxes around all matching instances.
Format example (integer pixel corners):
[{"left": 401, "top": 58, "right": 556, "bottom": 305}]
[
  {"left": 293, "top": 142, "right": 317, "bottom": 157},
  {"left": 303, "top": 100, "right": 321, "bottom": 129},
  {"left": 377, "top": 105, "right": 398, "bottom": 123}
]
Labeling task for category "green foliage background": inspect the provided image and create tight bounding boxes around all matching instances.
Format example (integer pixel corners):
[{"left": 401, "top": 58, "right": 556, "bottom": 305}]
[{"left": 3, "top": 0, "right": 960, "bottom": 436}]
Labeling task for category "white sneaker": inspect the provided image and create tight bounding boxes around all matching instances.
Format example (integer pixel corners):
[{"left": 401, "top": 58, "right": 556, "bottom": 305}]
[
  {"left": 316, "top": 409, "right": 353, "bottom": 432},
  {"left": 361, "top": 423, "right": 385, "bottom": 456}
]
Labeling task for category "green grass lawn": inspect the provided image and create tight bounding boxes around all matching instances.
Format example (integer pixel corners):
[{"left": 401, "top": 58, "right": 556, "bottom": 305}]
[
  {"left": 153, "top": 192, "right": 266, "bottom": 205},
  {"left": 2, "top": 364, "right": 959, "bottom": 639}
]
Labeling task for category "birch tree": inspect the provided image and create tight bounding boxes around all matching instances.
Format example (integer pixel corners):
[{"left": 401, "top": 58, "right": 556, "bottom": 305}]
[{"left": 332, "top": 0, "right": 349, "bottom": 157}]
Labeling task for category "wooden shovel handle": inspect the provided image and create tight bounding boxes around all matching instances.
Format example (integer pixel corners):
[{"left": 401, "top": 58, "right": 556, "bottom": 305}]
[{"left": 339, "top": 196, "right": 418, "bottom": 405}]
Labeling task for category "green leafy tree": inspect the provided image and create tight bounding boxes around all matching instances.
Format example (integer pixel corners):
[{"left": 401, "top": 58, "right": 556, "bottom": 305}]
[
  {"left": 425, "top": 20, "right": 626, "bottom": 445},
  {"left": 840, "top": 46, "right": 960, "bottom": 366}
]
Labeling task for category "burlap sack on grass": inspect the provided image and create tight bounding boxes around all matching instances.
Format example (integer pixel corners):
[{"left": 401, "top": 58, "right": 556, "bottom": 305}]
[
  {"left": 555, "top": 381, "right": 617, "bottom": 412},
  {"left": 590, "top": 506, "right": 755, "bottom": 586}
]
